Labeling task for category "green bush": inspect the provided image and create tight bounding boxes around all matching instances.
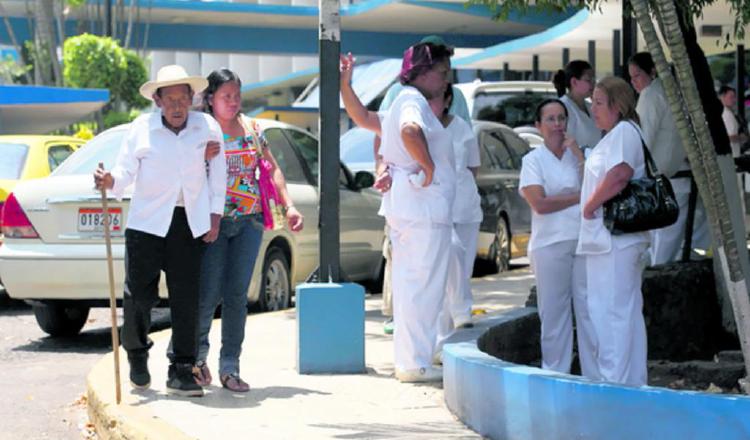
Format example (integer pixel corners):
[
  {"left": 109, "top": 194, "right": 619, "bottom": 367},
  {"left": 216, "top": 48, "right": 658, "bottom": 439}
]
[{"left": 103, "top": 109, "right": 141, "bottom": 129}]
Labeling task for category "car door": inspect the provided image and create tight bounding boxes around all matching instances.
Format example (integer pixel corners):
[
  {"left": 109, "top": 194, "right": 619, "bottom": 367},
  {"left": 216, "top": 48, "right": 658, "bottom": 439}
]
[
  {"left": 281, "top": 128, "right": 381, "bottom": 280},
  {"left": 477, "top": 128, "right": 530, "bottom": 257},
  {"left": 261, "top": 127, "right": 319, "bottom": 283},
  {"left": 497, "top": 128, "right": 532, "bottom": 255}
]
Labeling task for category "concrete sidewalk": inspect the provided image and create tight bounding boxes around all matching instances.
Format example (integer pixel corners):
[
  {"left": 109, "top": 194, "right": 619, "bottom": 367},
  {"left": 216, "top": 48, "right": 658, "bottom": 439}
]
[{"left": 87, "top": 266, "right": 534, "bottom": 440}]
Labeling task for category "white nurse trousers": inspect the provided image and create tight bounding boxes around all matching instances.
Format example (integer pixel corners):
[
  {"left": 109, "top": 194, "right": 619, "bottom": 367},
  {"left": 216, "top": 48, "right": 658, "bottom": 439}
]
[
  {"left": 388, "top": 217, "right": 452, "bottom": 371},
  {"left": 586, "top": 241, "right": 648, "bottom": 387},
  {"left": 651, "top": 177, "right": 710, "bottom": 265},
  {"left": 445, "top": 222, "right": 480, "bottom": 326},
  {"left": 529, "top": 240, "right": 599, "bottom": 379}
]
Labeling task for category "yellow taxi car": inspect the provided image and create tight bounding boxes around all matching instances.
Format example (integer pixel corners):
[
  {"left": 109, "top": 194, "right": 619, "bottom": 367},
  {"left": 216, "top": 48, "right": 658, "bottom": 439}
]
[{"left": 0, "top": 135, "right": 84, "bottom": 209}]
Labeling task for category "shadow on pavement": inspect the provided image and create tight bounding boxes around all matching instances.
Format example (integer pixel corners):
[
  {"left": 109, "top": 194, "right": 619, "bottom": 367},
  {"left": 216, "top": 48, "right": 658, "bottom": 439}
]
[{"left": 308, "top": 421, "right": 478, "bottom": 439}]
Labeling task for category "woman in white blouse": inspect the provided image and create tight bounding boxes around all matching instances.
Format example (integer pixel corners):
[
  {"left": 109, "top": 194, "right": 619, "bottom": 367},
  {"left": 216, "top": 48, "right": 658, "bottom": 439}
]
[
  {"left": 552, "top": 60, "right": 601, "bottom": 152},
  {"left": 578, "top": 76, "right": 650, "bottom": 387},
  {"left": 340, "top": 45, "right": 456, "bottom": 382},
  {"left": 519, "top": 99, "right": 598, "bottom": 379}
]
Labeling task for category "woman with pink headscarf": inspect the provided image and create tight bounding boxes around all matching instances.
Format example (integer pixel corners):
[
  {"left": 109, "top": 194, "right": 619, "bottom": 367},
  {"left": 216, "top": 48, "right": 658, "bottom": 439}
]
[{"left": 342, "top": 43, "right": 456, "bottom": 382}]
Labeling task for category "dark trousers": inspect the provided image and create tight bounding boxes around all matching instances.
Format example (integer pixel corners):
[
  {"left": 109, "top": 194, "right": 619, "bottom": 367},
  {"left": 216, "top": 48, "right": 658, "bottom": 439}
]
[{"left": 120, "top": 208, "right": 205, "bottom": 365}]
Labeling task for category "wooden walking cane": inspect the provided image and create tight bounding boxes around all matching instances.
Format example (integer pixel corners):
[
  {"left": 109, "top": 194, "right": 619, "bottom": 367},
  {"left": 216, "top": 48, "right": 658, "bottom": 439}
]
[{"left": 98, "top": 162, "right": 121, "bottom": 404}]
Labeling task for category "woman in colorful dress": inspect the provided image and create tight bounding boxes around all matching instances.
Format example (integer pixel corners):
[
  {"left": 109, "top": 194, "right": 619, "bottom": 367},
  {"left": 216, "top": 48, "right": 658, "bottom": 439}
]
[{"left": 194, "top": 68, "right": 303, "bottom": 392}]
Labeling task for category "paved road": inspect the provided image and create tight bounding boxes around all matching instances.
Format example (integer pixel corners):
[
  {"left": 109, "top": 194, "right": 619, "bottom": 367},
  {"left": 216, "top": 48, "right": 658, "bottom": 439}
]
[{"left": 0, "top": 299, "right": 170, "bottom": 440}]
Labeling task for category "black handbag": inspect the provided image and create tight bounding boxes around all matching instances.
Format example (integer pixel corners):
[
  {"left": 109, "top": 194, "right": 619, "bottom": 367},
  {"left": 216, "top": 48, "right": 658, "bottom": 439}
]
[{"left": 602, "top": 124, "right": 680, "bottom": 235}]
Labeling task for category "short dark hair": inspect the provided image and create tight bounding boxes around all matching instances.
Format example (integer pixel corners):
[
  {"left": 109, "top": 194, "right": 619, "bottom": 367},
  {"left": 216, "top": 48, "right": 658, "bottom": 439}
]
[
  {"left": 535, "top": 98, "right": 568, "bottom": 123},
  {"left": 203, "top": 68, "right": 242, "bottom": 115},
  {"left": 628, "top": 52, "right": 656, "bottom": 77},
  {"left": 719, "top": 85, "right": 736, "bottom": 96},
  {"left": 552, "top": 60, "right": 592, "bottom": 97}
]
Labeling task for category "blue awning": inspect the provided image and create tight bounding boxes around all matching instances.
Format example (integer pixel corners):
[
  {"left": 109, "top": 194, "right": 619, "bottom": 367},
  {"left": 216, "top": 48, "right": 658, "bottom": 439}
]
[
  {"left": 293, "top": 58, "right": 402, "bottom": 109},
  {"left": 0, "top": 85, "right": 109, "bottom": 134}
]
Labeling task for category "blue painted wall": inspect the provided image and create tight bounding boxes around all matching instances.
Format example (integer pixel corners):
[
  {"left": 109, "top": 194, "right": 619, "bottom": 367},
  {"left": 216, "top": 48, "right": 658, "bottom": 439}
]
[{"left": 444, "top": 342, "right": 750, "bottom": 440}]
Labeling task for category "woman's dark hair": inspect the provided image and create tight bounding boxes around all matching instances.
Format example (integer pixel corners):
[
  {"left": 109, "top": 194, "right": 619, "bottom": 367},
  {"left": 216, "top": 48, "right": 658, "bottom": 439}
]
[
  {"left": 399, "top": 42, "right": 454, "bottom": 85},
  {"left": 552, "top": 60, "right": 592, "bottom": 97},
  {"left": 534, "top": 98, "right": 568, "bottom": 123},
  {"left": 719, "top": 85, "right": 736, "bottom": 96},
  {"left": 202, "top": 68, "right": 242, "bottom": 115},
  {"left": 628, "top": 52, "right": 656, "bottom": 77},
  {"left": 443, "top": 85, "right": 454, "bottom": 115}
]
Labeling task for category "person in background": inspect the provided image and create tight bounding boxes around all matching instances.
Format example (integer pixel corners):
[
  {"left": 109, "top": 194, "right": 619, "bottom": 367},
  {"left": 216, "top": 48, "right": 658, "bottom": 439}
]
[
  {"left": 93, "top": 65, "right": 227, "bottom": 397},
  {"left": 628, "top": 52, "right": 709, "bottom": 265},
  {"left": 578, "top": 76, "right": 649, "bottom": 387},
  {"left": 193, "top": 68, "right": 303, "bottom": 392},
  {"left": 719, "top": 85, "right": 749, "bottom": 158},
  {"left": 374, "top": 35, "right": 471, "bottom": 335},
  {"left": 519, "top": 99, "right": 598, "bottom": 379},
  {"left": 552, "top": 60, "right": 601, "bottom": 154}
]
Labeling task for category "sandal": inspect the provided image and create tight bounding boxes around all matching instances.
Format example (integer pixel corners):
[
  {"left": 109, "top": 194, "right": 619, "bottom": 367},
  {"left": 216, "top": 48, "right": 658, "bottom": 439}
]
[
  {"left": 192, "top": 361, "right": 212, "bottom": 386},
  {"left": 221, "top": 373, "right": 250, "bottom": 393}
]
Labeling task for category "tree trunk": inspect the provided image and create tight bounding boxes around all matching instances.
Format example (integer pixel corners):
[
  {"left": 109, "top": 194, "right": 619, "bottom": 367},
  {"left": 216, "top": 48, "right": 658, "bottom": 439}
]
[
  {"left": 631, "top": 0, "right": 750, "bottom": 393},
  {"left": 34, "top": 0, "right": 62, "bottom": 86}
]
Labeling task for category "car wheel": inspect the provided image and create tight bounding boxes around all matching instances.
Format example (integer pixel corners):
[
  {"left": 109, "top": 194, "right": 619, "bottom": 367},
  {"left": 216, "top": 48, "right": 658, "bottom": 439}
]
[
  {"left": 32, "top": 303, "right": 90, "bottom": 337},
  {"left": 259, "top": 247, "right": 291, "bottom": 312},
  {"left": 488, "top": 218, "right": 511, "bottom": 273}
]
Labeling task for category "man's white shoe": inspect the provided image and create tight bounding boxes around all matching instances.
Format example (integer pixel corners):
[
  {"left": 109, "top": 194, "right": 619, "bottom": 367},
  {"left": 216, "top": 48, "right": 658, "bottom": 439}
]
[{"left": 395, "top": 366, "right": 443, "bottom": 383}]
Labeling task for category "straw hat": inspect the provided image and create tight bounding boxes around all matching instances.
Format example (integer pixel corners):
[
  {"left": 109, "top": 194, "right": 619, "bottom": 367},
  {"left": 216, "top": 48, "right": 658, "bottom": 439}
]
[{"left": 139, "top": 64, "right": 208, "bottom": 101}]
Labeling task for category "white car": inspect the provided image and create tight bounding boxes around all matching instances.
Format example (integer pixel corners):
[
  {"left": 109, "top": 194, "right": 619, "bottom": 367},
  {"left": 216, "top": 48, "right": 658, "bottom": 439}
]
[
  {"left": 0, "top": 119, "right": 385, "bottom": 336},
  {"left": 453, "top": 80, "right": 558, "bottom": 128}
]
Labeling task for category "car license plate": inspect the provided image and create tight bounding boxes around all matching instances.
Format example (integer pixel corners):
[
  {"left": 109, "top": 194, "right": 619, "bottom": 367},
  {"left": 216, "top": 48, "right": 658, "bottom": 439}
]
[{"left": 78, "top": 208, "right": 123, "bottom": 234}]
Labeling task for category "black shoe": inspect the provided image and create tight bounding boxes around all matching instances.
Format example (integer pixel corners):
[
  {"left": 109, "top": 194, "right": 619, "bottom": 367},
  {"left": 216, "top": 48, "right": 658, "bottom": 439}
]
[
  {"left": 128, "top": 354, "right": 151, "bottom": 390},
  {"left": 166, "top": 363, "right": 204, "bottom": 397}
]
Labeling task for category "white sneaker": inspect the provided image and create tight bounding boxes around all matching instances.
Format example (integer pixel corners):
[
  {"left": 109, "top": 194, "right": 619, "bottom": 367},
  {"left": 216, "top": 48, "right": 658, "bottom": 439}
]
[{"left": 395, "top": 366, "right": 443, "bottom": 383}]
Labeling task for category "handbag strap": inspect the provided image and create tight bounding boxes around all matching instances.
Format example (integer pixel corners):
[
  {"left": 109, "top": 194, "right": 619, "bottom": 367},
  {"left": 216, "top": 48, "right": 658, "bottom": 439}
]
[
  {"left": 237, "top": 115, "right": 267, "bottom": 160},
  {"left": 627, "top": 120, "right": 658, "bottom": 179}
]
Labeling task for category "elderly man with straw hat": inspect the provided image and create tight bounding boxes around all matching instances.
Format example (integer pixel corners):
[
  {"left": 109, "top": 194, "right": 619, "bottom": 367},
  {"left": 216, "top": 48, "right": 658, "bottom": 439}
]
[{"left": 94, "top": 64, "right": 227, "bottom": 397}]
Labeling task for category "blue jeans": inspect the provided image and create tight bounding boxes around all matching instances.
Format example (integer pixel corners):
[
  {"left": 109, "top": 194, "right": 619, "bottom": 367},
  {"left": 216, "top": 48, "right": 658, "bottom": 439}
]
[{"left": 197, "top": 214, "right": 263, "bottom": 376}]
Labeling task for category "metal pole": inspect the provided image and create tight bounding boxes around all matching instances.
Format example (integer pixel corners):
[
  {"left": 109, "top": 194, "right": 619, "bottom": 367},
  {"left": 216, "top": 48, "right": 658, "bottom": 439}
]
[
  {"left": 613, "top": 29, "right": 622, "bottom": 77},
  {"left": 588, "top": 40, "right": 596, "bottom": 73},
  {"left": 502, "top": 62, "right": 510, "bottom": 80},
  {"left": 318, "top": 0, "right": 341, "bottom": 282},
  {"left": 104, "top": 0, "right": 112, "bottom": 37},
  {"left": 532, "top": 55, "right": 539, "bottom": 81},
  {"left": 737, "top": 44, "right": 746, "bottom": 121},
  {"left": 562, "top": 48, "right": 570, "bottom": 67},
  {"left": 622, "top": 0, "right": 637, "bottom": 82}
]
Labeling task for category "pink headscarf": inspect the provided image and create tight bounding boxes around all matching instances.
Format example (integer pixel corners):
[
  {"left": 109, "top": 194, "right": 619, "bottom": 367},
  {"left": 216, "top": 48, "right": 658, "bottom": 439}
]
[{"left": 399, "top": 43, "right": 435, "bottom": 85}]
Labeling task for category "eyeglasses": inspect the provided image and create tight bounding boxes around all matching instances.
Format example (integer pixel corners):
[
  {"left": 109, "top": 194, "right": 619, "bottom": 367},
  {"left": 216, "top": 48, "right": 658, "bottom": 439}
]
[{"left": 541, "top": 115, "right": 567, "bottom": 124}]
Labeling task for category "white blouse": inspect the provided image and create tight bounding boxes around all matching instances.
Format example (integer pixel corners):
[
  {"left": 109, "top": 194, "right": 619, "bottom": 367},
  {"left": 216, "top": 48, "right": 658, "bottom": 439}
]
[
  {"left": 576, "top": 120, "right": 650, "bottom": 255},
  {"left": 448, "top": 117, "right": 482, "bottom": 224},
  {"left": 378, "top": 86, "right": 456, "bottom": 225},
  {"left": 519, "top": 145, "right": 581, "bottom": 252},
  {"left": 560, "top": 95, "right": 601, "bottom": 151}
]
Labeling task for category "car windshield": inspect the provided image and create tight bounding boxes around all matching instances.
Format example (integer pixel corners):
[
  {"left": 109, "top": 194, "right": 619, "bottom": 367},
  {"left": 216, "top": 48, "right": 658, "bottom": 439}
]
[
  {"left": 340, "top": 128, "right": 375, "bottom": 166},
  {"left": 0, "top": 143, "right": 29, "bottom": 179},
  {"left": 473, "top": 91, "right": 556, "bottom": 127},
  {"left": 53, "top": 128, "right": 127, "bottom": 176}
]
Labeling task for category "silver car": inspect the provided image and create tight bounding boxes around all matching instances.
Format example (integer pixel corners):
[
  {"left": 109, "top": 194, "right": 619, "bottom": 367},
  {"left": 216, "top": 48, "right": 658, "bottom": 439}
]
[{"left": 0, "top": 119, "right": 385, "bottom": 336}]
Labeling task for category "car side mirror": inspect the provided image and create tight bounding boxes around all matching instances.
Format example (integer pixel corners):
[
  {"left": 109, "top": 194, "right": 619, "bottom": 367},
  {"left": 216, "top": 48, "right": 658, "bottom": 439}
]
[{"left": 353, "top": 171, "right": 375, "bottom": 190}]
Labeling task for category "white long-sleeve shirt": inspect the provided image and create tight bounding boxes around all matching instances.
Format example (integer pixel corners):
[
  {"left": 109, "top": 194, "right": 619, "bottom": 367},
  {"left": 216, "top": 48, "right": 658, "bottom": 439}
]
[
  {"left": 111, "top": 111, "right": 227, "bottom": 238},
  {"left": 636, "top": 78, "right": 689, "bottom": 178}
]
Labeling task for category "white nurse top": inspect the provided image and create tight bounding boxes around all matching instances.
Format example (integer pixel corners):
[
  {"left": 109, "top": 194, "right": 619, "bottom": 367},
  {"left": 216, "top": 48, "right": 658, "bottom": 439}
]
[
  {"left": 576, "top": 120, "right": 651, "bottom": 255},
  {"left": 560, "top": 95, "right": 602, "bottom": 150},
  {"left": 519, "top": 145, "right": 582, "bottom": 252},
  {"left": 448, "top": 117, "right": 483, "bottom": 224},
  {"left": 379, "top": 86, "right": 456, "bottom": 225}
]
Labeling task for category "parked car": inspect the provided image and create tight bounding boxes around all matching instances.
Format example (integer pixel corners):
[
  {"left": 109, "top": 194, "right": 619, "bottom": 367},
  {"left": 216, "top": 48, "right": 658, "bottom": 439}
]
[
  {"left": 340, "top": 119, "right": 531, "bottom": 273},
  {"left": 453, "top": 81, "right": 558, "bottom": 128},
  {"left": 513, "top": 126, "right": 544, "bottom": 148},
  {"left": 0, "top": 119, "right": 385, "bottom": 336}
]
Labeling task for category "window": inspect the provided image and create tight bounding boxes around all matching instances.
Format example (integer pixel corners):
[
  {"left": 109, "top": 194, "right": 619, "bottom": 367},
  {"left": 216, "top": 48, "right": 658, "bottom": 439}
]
[
  {"left": 47, "top": 144, "right": 75, "bottom": 172},
  {"left": 283, "top": 129, "right": 319, "bottom": 184},
  {"left": 473, "top": 90, "right": 557, "bottom": 127},
  {"left": 500, "top": 130, "right": 531, "bottom": 169},
  {"left": 0, "top": 143, "right": 29, "bottom": 179},
  {"left": 481, "top": 130, "right": 516, "bottom": 170},
  {"left": 262, "top": 128, "right": 308, "bottom": 184}
]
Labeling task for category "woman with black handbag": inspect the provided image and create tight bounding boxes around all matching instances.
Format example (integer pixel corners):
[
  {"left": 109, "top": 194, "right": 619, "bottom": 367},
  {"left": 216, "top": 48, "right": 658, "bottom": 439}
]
[{"left": 576, "top": 76, "right": 650, "bottom": 387}]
